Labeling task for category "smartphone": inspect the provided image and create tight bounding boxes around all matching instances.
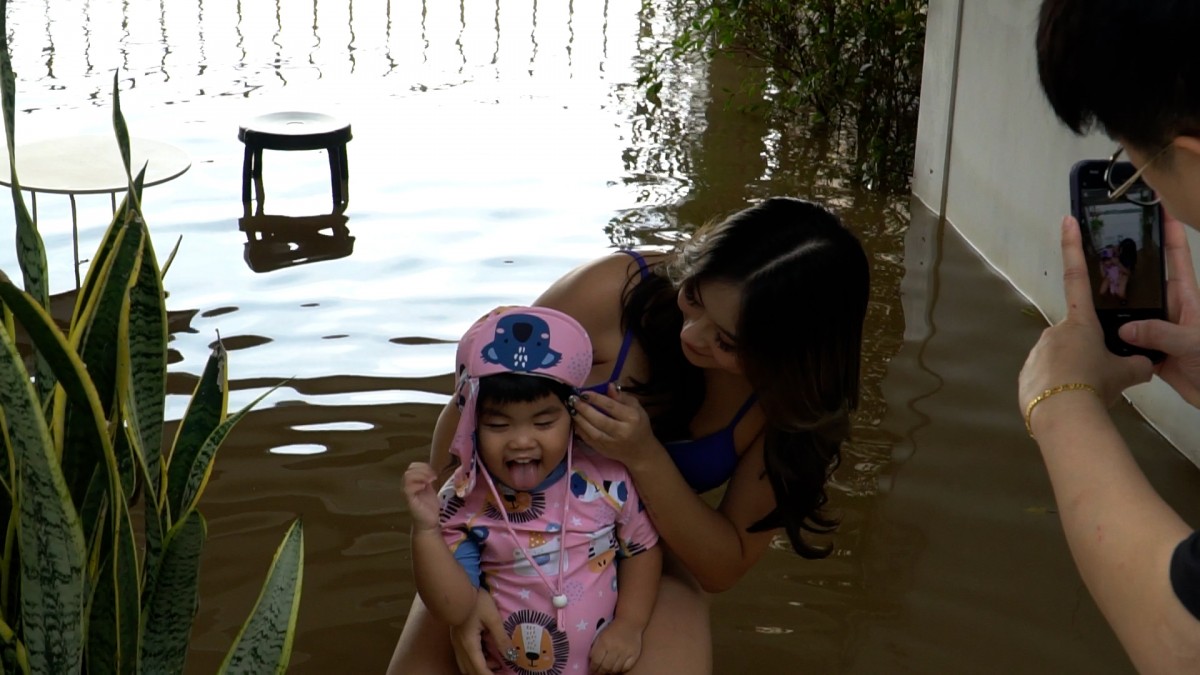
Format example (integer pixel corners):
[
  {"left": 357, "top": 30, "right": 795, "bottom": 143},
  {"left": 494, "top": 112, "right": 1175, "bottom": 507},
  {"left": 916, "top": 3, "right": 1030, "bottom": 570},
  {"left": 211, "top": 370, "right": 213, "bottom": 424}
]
[{"left": 1069, "top": 159, "right": 1167, "bottom": 363}]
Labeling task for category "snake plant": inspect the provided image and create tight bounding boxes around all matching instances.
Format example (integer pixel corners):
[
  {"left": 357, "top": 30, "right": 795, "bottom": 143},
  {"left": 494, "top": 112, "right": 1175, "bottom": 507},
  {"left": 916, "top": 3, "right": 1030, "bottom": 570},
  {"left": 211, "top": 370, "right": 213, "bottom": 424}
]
[{"left": 0, "top": 0, "right": 304, "bottom": 671}]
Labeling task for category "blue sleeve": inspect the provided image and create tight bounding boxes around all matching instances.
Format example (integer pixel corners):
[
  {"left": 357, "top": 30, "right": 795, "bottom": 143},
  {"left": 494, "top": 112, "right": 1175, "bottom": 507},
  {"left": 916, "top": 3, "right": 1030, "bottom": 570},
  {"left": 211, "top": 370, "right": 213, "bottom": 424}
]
[
  {"left": 452, "top": 534, "right": 483, "bottom": 589},
  {"left": 1170, "top": 530, "right": 1200, "bottom": 620}
]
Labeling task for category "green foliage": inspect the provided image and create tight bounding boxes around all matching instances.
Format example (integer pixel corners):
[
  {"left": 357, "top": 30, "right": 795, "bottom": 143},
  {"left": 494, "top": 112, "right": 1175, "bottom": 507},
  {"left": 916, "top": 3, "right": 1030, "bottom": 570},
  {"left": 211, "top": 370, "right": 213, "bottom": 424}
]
[
  {"left": 643, "top": 0, "right": 928, "bottom": 191},
  {"left": 0, "top": 0, "right": 304, "bottom": 670}
]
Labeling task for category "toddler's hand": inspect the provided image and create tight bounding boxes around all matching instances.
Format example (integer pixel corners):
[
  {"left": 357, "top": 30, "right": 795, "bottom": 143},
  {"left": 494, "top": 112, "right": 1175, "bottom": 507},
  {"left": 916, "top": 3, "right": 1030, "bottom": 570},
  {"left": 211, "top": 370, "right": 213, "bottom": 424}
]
[
  {"left": 588, "top": 618, "right": 643, "bottom": 674},
  {"left": 403, "top": 462, "right": 442, "bottom": 532}
]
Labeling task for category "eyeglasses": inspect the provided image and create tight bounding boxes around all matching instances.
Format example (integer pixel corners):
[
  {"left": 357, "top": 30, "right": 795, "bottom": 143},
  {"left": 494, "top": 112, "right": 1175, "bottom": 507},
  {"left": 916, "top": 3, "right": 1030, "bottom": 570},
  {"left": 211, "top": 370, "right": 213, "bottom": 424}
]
[{"left": 1105, "top": 144, "right": 1166, "bottom": 206}]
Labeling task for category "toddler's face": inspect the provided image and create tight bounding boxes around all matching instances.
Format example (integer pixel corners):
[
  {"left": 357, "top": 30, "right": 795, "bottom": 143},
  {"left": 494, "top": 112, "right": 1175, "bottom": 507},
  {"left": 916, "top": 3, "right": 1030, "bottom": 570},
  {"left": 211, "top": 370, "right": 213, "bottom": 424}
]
[{"left": 476, "top": 393, "right": 572, "bottom": 491}]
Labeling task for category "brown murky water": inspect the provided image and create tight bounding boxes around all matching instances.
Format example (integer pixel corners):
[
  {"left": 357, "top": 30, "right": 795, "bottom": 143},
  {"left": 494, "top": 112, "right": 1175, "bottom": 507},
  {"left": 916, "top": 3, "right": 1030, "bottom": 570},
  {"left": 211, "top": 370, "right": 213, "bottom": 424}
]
[{"left": 3, "top": 1, "right": 1200, "bottom": 673}]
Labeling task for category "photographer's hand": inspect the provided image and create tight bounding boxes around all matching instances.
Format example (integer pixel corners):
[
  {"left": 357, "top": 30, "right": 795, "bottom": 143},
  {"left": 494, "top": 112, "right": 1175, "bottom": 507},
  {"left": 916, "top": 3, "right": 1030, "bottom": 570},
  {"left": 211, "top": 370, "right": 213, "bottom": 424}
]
[
  {"left": 1118, "top": 213, "right": 1200, "bottom": 407},
  {"left": 1018, "top": 216, "right": 1154, "bottom": 436}
]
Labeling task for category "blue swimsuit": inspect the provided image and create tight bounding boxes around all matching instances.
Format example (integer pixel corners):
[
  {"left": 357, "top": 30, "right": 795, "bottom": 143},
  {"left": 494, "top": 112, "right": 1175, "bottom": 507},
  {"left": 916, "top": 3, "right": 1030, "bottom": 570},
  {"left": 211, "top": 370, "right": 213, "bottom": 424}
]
[{"left": 582, "top": 250, "right": 755, "bottom": 494}]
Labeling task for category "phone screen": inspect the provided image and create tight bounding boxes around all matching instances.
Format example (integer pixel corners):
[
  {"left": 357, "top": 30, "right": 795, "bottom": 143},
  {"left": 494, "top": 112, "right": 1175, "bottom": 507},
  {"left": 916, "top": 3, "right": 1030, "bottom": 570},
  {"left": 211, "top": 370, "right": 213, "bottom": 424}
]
[{"left": 1076, "top": 183, "right": 1164, "bottom": 312}]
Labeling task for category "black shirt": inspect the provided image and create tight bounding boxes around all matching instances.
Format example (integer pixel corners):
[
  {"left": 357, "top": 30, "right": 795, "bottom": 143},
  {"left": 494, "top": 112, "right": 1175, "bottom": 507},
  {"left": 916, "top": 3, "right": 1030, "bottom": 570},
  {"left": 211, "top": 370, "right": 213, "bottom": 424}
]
[{"left": 1170, "top": 530, "right": 1200, "bottom": 619}]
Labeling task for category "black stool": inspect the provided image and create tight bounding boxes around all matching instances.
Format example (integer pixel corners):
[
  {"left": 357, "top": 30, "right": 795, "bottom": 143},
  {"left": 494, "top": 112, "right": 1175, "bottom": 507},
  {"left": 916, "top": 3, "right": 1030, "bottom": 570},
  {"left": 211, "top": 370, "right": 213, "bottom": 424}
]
[{"left": 238, "top": 112, "right": 352, "bottom": 213}]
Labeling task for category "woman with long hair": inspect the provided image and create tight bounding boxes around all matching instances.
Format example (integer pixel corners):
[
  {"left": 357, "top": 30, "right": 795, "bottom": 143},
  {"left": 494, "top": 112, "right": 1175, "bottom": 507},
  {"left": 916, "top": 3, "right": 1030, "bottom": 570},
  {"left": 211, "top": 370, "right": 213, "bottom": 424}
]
[{"left": 389, "top": 197, "right": 871, "bottom": 674}]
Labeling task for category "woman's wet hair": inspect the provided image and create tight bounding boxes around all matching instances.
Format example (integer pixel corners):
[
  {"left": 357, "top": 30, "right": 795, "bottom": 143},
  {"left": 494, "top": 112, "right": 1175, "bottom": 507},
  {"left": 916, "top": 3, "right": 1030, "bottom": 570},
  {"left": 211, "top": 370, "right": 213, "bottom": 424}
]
[
  {"left": 476, "top": 373, "right": 575, "bottom": 411},
  {"left": 623, "top": 197, "right": 869, "bottom": 558},
  {"left": 1037, "top": 0, "right": 1200, "bottom": 150}
]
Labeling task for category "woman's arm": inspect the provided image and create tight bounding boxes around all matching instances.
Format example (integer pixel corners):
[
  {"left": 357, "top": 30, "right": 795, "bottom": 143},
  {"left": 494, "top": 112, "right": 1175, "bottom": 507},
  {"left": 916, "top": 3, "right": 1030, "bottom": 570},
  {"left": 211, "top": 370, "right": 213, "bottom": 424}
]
[{"left": 572, "top": 388, "right": 777, "bottom": 592}]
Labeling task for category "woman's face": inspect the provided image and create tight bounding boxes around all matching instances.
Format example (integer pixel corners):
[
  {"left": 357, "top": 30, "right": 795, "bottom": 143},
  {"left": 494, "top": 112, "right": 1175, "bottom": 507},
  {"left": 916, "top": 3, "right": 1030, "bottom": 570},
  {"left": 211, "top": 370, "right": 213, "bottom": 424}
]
[{"left": 677, "top": 280, "right": 744, "bottom": 374}]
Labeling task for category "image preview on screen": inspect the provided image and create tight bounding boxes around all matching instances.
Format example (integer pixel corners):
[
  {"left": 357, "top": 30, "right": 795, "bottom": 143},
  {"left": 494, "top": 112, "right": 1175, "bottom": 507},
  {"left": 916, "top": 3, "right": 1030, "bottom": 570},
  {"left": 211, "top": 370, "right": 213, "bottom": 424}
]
[{"left": 1079, "top": 186, "right": 1164, "bottom": 310}]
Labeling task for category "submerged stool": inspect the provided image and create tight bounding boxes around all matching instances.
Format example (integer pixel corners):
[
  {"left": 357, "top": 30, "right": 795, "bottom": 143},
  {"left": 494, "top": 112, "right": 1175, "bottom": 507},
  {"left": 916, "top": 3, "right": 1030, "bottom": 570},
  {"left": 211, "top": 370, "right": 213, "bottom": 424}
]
[{"left": 238, "top": 111, "right": 352, "bottom": 213}]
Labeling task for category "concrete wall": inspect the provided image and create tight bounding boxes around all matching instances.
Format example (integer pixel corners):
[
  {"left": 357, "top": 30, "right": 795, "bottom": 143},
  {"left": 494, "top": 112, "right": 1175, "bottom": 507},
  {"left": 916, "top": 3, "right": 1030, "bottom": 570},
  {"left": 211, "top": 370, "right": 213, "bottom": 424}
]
[{"left": 913, "top": 0, "right": 1200, "bottom": 461}]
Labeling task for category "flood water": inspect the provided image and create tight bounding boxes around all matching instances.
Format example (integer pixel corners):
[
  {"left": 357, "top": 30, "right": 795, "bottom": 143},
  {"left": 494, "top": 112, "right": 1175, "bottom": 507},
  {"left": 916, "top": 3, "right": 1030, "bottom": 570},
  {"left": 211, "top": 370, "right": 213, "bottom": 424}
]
[{"left": 2, "top": 1, "right": 1200, "bottom": 673}]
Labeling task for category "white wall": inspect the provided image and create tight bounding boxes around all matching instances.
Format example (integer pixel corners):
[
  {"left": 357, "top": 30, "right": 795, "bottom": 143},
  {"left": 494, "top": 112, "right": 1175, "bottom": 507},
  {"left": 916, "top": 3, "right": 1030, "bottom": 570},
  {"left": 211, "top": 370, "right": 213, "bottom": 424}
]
[{"left": 913, "top": 0, "right": 1200, "bottom": 462}]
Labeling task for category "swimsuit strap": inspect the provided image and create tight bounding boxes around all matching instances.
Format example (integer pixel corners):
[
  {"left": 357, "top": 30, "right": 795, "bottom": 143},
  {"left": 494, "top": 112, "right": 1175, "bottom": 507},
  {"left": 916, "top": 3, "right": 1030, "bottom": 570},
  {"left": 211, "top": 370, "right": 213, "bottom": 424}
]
[
  {"left": 728, "top": 394, "right": 758, "bottom": 428},
  {"left": 601, "top": 250, "right": 652, "bottom": 389},
  {"left": 618, "top": 249, "right": 652, "bottom": 280}
]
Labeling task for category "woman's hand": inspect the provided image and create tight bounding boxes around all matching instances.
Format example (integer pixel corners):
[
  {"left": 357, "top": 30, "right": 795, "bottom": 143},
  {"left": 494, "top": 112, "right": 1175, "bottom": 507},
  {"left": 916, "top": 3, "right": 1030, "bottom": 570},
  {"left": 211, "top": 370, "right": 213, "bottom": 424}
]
[
  {"left": 570, "top": 384, "right": 659, "bottom": 470},
  {"left": 449, "top": 591, "right": 507, "bottom": 675},
  {"left": 1116, "top": 213, "right": 1200, "bottom": 407},
  {"left": 1019, "top": 217, "right": 1155, "bottom": 429},
  {"left": 403, "top": 462, "right": 442, "bottom": 532},
  {"left": 588, "top": 618, "right": 644, "bottom": 674}
]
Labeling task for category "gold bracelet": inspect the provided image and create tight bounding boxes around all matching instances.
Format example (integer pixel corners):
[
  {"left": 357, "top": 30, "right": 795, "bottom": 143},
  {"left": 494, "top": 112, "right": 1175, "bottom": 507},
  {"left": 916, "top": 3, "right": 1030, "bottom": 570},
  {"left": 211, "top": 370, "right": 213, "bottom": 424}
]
[{"left": 1024, "top": 383, "right": 1099, "bottom": 438}]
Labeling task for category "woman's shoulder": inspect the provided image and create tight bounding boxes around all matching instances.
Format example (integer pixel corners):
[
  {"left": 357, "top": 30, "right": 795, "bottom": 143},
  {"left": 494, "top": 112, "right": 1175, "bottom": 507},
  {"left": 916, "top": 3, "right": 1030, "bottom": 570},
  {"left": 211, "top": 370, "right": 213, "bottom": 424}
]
[
  {"left": 538, "top": 250, "right": 666, "bottom": 300},
  {"left": 534, "top": 250, "right": 667, "bottom": 340}
]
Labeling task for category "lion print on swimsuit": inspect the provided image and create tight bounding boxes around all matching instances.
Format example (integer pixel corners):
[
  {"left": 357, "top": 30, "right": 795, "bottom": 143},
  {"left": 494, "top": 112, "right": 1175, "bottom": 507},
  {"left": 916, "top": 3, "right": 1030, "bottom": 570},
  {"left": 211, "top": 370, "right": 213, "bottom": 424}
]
[
  {"left": 503, "top": 609, "right": 570, "bottom": 675},
  {"left": 484, "top": 485, "right": 545, "bottom": 524}
]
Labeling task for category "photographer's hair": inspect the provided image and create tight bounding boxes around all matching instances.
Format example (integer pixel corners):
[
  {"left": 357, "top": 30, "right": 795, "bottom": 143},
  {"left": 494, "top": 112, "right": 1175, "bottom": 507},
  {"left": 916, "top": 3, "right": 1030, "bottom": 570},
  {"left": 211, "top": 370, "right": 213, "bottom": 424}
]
[
  {"left": 1037, "top": 0, "right": 1200, "bottom": 150},
  {"left": 477, "top": 373, "right": 576, "bottom": 411},
  {"left": 624, "top": 197, "right": 870, "bottom": 558}
]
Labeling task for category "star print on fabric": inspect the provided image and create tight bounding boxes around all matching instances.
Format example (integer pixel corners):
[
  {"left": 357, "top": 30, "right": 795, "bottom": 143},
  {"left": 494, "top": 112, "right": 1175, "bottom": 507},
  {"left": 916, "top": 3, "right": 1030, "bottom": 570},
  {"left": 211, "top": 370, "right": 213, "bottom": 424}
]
[
  {"left": 576, "top": 619, "right": 589, "bottom": 631},
  {"left": 519, "top": 588, "right": 531, "bottom": 600},
  {"left": 571, "top": 516, "right": 583, "bottom": 527}
]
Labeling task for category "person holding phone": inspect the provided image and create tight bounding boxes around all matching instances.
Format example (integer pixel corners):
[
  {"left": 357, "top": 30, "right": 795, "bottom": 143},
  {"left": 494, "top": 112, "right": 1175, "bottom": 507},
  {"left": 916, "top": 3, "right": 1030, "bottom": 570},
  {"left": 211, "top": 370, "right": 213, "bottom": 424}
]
[{"left": 1023, "top": 1, "right": 1200, "bottom": 670}]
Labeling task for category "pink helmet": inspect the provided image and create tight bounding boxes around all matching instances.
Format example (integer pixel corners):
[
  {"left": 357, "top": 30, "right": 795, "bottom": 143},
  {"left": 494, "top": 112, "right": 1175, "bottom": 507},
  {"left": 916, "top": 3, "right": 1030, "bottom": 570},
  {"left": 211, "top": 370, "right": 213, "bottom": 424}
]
[{"left": 448, "top": 306, "right": 592, "bottom": 497}]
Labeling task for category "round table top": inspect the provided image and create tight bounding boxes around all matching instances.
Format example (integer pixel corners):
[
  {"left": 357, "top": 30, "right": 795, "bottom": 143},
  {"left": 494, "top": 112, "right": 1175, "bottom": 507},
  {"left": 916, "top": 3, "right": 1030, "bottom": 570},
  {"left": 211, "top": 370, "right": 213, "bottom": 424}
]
[
  {"left": 240, "top": 111, "right": 350, "bottom": 137},
  {"left": 0, "top": 135, "right": 191, "bottom": 195}
]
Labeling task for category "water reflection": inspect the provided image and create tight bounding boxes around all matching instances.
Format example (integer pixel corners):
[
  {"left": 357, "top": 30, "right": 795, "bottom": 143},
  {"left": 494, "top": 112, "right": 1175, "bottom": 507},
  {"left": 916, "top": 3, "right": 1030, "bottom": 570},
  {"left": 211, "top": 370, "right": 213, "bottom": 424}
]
[
  {"left": 239, "top": 214, "right": 354, "bottom": 273},
  {"left": 0, "top": 0, "right": 929, "bottom": 672}
]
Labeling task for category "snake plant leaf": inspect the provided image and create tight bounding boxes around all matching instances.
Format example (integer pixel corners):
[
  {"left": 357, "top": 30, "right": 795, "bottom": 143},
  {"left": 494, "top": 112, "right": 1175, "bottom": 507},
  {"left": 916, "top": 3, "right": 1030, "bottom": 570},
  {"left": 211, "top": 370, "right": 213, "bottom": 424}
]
[
  {"left": 0, "top": 615, "right": 30, "bottom": 675},
  {"left": 0, "top": 277, "right": 123, "bottom": 568},
  {"left": 0, "top": 322, "right": 85, "bottom": 674},
  {"left": 218, "top": 519, "right": 304, "bottom": 675},
  {"left": 70, "top": 165, "right": 146, "bottom": 340},
  {"left": 176, "top": 383, "right": 281, "bottom": 522},
  {"left": 111, "top": 72, "right": 138, "bottom": 210},
  {"left": 85, "top": 495, "right": 139, "bottom": 675},
  {"left": 139, "top": 510, "right": 205, "bottom": 675},
  {"left": 0, "top": 4, "right": 48, "bottom": 316},
  {"left": 61, "top": 221, "right": 144, "bottom": 506},
  {"left": 165, "top": 341, "right": 227, "bottom": 525},
  {"left": 0, "top": 44, "right": 53, "bottom": 408},
  {"left": 120, "top": 231, "right": 167, "bottom": 504},
  {"left": 118, "top": 397, "right": 165, "bottom": 606}
]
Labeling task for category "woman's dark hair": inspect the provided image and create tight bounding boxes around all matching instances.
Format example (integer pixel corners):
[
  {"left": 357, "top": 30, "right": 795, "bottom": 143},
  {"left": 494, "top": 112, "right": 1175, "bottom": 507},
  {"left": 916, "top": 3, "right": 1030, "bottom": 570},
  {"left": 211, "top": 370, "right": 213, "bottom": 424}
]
[
  {"left": 1037, "top": 0, "right": 1200, "bottom": 150},
  {"left": 622, "top": 197, "right": 869, "bottom": 558},
  {"left": 477, "top": 373, "right": 575, "bottom": 411}
]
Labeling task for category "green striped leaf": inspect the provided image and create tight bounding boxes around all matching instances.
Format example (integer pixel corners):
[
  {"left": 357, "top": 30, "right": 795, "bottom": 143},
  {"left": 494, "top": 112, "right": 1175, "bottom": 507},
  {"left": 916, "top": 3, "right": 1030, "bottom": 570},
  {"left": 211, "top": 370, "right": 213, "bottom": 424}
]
[
  {"left": 218, "top": 520, "right": 304, "bottom": 675},
  {"left": 85, "top": 495, "right": 139, "bottom": 675},
  {"left": 0, "top": 15, "right": 53, "bottom": 407},
  {"left": 176, "top": 383, "right": 280, "bottom": 521},
  {"left": 0, "top": 279, "right": 118, "bottom": 516},
  {"left": 165, "top": 343, "right": 227, "bottom": 525},
  {"left": 0, "top": 9, "right": 47, "bottom": 312},
  {"left": 61, "top": 222, "right": 143, "bottom": 506},
  {"left": 0, "top": 615, "right": 29, "bottom": 674},
  {"left": 139, "top": 510, "right": 204, "bottom": 675},
  {"left": 0, "top": 321, "right": 85, "bottom": 674},
  {"left": 111, "top": 72, "right": 136, "bottom": 203},
  {"left": 120, "top": 234, "right": 166, "bottom": 504},
  {"left": 70, "top": 165, "right": 146, "bottom": 342},
  {"left": 118, "top": 399, "right": 165, "bottom": 607}
]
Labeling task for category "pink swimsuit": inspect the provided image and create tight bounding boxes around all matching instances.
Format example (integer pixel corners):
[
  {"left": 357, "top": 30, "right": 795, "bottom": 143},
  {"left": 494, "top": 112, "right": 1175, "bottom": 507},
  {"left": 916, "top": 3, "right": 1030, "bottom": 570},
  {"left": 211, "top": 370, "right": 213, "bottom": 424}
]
[{"left": 439, "top": 446, "right": 658, "bottom": 675}]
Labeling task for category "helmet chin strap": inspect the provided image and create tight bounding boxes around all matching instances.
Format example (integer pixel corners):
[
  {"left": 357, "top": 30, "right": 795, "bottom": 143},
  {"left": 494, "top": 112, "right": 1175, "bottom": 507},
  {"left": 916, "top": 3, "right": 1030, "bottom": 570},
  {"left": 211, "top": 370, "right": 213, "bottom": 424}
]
[{"left": 481, "top": 435, "right": 575, "bottom": 647}]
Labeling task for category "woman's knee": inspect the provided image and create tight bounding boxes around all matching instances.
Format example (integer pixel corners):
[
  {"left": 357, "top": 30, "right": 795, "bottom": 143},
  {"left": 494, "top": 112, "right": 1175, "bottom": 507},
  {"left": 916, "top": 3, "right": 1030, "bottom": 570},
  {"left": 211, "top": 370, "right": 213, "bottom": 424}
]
[{"left": 387, "top": 595, "right": 456, "bottom": 675}]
